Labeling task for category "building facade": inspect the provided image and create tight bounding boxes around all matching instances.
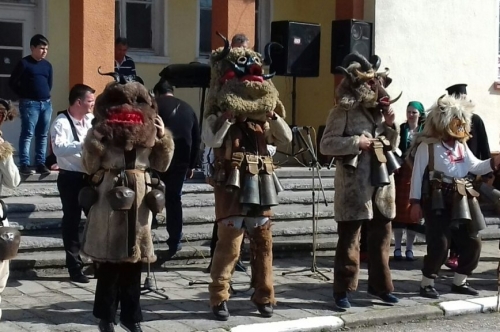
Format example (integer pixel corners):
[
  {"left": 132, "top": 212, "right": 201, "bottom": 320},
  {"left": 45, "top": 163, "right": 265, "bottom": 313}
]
[{"left": 0, "top": 0, "right": 498, "bottom": 156}]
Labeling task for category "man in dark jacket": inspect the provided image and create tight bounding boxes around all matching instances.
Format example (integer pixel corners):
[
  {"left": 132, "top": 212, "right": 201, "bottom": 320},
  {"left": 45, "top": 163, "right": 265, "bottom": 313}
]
[{"left": 153, "top": 80, "right": 201, "bottom": 259}]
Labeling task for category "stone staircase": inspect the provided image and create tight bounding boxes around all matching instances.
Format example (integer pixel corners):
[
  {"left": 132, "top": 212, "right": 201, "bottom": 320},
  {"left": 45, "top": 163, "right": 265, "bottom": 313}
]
[{"left": 3, "top": 167, "right": 500, "bottom": 272}]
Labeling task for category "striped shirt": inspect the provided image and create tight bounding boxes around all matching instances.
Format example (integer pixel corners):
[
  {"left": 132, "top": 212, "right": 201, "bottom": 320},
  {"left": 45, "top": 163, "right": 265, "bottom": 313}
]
[{"left": 114, "top": 55, "right": 136, "bottom": 77}]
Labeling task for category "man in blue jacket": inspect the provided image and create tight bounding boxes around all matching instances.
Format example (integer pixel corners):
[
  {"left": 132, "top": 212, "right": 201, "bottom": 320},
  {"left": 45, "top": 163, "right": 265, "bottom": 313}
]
[{"left": 9, "top": 34, "right": 53, "bottom": 176}]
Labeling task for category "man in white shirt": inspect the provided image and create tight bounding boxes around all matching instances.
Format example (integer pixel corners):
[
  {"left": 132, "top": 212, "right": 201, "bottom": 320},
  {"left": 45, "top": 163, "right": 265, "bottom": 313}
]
[
  {"left": 50, "top": 84, "right": 95, "bottom": 283},
  {"left": 408, "top": 94, "right": 500, "bottom": 299}
]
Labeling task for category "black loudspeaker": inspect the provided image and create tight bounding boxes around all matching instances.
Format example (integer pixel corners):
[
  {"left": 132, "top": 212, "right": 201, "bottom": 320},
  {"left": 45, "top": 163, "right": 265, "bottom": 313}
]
[
  {"left": 330, "top": 19, "right": 373, "bottom": 74},
  {"left": 270, "top": 21, "right": 321, "bottom": 77},
  {"left": 158, "top": 62, "right": 211, "bottom": 88}
]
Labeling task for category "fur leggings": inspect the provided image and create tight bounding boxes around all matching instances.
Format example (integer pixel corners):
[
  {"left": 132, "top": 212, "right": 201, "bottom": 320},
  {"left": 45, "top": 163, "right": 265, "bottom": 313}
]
[{"left": 209, "top": 219, "right": 275, "bottom": 307}]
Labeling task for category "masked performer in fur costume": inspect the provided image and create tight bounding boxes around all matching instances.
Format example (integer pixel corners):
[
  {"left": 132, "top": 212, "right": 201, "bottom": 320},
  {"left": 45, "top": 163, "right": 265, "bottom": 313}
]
[
  {"left": 202, "top": 33, "right": 292, "bottom": 321},
  {"left": 320, "top": 53, "right": 403, "bottom": 309},
  {"left": 0, "top": 99, "right": 21, "bottom": 321},
  {"left": 408, "top": 94, "right": 500, "bottom": 299},
  {"left": 80, "top": 72, "right": 174, "bottom": 332}
]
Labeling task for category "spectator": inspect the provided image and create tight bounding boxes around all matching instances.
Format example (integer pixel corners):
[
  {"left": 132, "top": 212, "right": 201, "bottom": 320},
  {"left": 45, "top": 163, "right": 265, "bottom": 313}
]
[
  {"left": 393, "top": 101, "right": 426, "bottom": 261},
  {"left": 50, "top": 84, "right": 95, "bottom": 283},
  {"left": 153, "top": 79, "right": 201, "bottom": 260},
  {"left": 9, "top": 34, "right": 53, "bottom": 176},
  {"left": 114, "top": 37, "right": 136, "bottom": 79},
  {"left": 231, "top": 34, "right": 250, "bottom": 48}
]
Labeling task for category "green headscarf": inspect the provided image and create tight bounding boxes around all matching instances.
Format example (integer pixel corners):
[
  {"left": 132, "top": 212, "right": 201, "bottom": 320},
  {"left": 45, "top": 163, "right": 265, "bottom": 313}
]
[{"left": 408, "top": 101, "right": 425, "bottom": 116}]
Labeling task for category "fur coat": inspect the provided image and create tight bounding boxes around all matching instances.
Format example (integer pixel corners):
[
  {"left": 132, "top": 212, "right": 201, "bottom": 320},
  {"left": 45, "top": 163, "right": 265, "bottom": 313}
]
[
  {"left": 80, "top": 81, "right": 174, "bottom": 264},
  {"left": 320, "top": 99, "right": 399, "bottom": 222}
]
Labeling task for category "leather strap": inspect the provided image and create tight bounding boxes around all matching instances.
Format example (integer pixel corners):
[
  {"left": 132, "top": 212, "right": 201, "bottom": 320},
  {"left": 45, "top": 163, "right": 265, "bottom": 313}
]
[{"left": 428, "top": 143, "right": 434, "bottom": 172}]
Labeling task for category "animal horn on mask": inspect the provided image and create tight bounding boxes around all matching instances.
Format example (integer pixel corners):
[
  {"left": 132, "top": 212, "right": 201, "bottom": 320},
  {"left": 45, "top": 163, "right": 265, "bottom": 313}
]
[
  {"left": 211, "top": 31, "right": 231, "bottom": 62},
  {"left": 262, "top": 42, "right": 282, "bottom": 80},
  {"left": 98, "top": 66, "right": 120, "bottom": 82}
]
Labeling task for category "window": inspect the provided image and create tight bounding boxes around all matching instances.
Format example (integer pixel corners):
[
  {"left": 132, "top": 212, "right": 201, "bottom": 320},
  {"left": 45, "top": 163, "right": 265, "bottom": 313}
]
[
  {"left": 115, "top": 0, "right": 167, "bottom": 59},
  {"left": 198, "top": 0, "right": 271, "bottom": 57},
  {"left": 0, "top": 21, "right": 23, "bottom": 101}
]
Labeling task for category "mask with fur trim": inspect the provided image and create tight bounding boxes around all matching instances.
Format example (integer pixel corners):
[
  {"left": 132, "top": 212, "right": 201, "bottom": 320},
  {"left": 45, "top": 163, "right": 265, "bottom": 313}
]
[
  {"left": 204, "top": 33, "right": 286, "bottom": 121},
  {"left": 92, "top": 77, "right": 158, "bottom": 151}
]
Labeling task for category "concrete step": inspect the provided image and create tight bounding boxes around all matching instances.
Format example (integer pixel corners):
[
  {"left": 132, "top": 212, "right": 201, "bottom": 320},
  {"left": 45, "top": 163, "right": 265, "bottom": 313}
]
[
  {"left": 2, "top": 189, "right": 334, "bottom": 213},
  {"left": 10, "top": 203, "right": 336, "bottom": 232},
  {"left": 4, "top": 176, "right": 336, "bottom": 197},
  {"left": 17, "top": 218, "right": 339, "bottom": 252}
]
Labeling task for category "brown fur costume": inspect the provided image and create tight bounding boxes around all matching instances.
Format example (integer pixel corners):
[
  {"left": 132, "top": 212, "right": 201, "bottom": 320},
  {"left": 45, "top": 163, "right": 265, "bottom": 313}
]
[
  {"left": 81, "top": 80, "right": 174, "bottom": 264},
  {"left": 320, "top": 53, "right": 401, "bottom": 297},
  {"left": 205, "top": 36, "right": 292, "bottom": 312}
]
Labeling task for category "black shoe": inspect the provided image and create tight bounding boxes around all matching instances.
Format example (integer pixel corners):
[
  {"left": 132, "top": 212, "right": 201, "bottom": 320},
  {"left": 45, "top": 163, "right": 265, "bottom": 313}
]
[
  {"left": 256, "top": 303, "right": 273, "bottom": 317},
  {"left": 36, "top": 164, "right": 51, "bottom": 175},
  {"left": 334, "top": 292, "right": 351, "bottom": 309},
  {"left": 212, "top": 301, "right": 230, "bottom": 321},
  {"left": 367, "top": 286, "right": 399, "bottom": 303},
  {"left": 19, "top": 165, "right": 34, "bottom": 176},
  {"left": 451, "top": 283, "right": 479, "bottom": 296},
  {"left": 394, "top": 248, "right": 403, "bottom": 261},
  {"left": 120, "top": 321, "right": 143, "bottom": 332},
  {"left": 69, "top": 272, "right": 89, "bottom": 284},
  {"left": 420, "top": 285, "right": 439, "bottom": 299},
  {"left": 234, "top": 259, "right": 247, "bottom": 272},
  {"left": 98, "top": 320, "right": 115, "bottom": 332}
]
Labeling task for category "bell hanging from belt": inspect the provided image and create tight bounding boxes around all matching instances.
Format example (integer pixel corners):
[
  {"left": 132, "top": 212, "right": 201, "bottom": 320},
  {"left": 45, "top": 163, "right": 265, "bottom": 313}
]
[
  {"left": 451, "top": 192, "right": 472, "bottom": 223},
  {"left": 467, "top": 197, "right": 486, "bottom": 235},
  {"left": 259, "top": 173, "right": 279, "bottom": 206},
  {"left": 225, "top": 167, "right": 241, "bottom": 193},
  {"left": 384, "top": 150, "right": 401, "bottom": 175},
  {"left": 370, "top": 158, "right": 390, "bottom": 187},
  {"left": 240, "top": 173, "right": 260, "bottom": 206},
  {"left": 343, "top": 154, "right": 359, "bottom": 173},
  {"left": 145, "top": 189, "right": 166, "bottom": 214},
  {"left": 272, "top": 172, "right": 284, "bottom": 193},
  {"left": 431, "top": 187, "right": 445, "bottom": 215}
]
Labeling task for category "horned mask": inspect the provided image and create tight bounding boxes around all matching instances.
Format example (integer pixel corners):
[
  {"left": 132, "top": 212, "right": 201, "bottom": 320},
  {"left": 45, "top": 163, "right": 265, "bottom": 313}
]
[
  {"left": 335, "top": 52, "right": 402, "bottom": 109},
  {"left": 204, "top": 32, "right": 286, "bottom": 121}
]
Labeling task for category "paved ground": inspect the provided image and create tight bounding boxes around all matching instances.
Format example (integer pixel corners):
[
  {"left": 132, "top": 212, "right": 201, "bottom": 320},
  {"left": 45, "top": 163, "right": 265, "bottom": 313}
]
[{"left": 1, "top": 241, "right": 500, "bottom": 332}]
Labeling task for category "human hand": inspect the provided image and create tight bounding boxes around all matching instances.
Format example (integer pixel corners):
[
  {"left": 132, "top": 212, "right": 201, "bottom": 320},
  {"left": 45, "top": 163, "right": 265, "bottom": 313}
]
[
  {"left": 155, "top": 115, "right": 165, "bottom": 138},
  {"left": 358, "top": 134, "right": 373, "bottom": 151},
  {"left": 222, "top": 110, "right": 235, "bottom": 121},
  {"left": 266, "top": 110, "right": 277, "bottom": 120},
  {"left": 186, "top": 169, "right": 194, "bottom": 179},
  {"left": 382, "top": 107, "right": 395, "bottom": 127},
  {"left": 410, "top": 203, "right": 423, "bottom": 223},
  {"left": 93, "top": 129, "right": 104, "bottom": 141},
  {"left": 493, "top": 154, "right": 500, "bottom": 169}
]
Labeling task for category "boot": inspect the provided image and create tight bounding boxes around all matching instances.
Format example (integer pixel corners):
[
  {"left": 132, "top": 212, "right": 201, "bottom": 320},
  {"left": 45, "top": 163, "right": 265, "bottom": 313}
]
[
  {"left": 208, "top": 224, "right": 244, "bottom": 307},
  {"left": 212, "top": 300, "right": 230, "bottom": 321},
  {"left": 249, "top": 222, "right": 276, "bottom": 308}
]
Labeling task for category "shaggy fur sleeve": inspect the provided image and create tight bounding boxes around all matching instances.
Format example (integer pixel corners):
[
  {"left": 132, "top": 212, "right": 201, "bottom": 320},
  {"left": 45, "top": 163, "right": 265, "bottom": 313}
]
[
  {"left": 267, "top": 115, "right": 292, "bottom": 146},
  {"left": 382, "top": 122, "right": 399, "bottom": 152},
  {"left": 82, "top": 129, "right": 106, "bottom": 175},
  {"left": 150, "top": 128, "right": 175, "bottom": 172},
  {"left": 0, "top": 142, "right": 20, "bottom": 189},
  {"left": 320, "top": 107, "right": 360, "bottom": 157}
]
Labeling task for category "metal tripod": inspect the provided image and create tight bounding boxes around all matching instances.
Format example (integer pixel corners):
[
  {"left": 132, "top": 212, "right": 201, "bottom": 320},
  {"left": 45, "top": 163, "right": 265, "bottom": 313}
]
[
  {"left": 140, "top": 261, "right": 169, "bottom": 299},
  {"left": 281, "top": 127, "right": 331, "bottom": 280}
]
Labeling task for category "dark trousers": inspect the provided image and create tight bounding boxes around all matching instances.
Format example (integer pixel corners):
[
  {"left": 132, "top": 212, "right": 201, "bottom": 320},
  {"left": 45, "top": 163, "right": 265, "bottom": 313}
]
[
  {"left": 422, "top": 200, "right": 482, "bottom": 279},
  {"left": 159, "top": 165, "right": 187, "bottom": 251},
  {"left": 334, "top": 206, "right": 393, "bottom": 294},
  {"left": 93, "top": 262, "right": 143, "bottom": 323},
  {"left": 360, "top": 222, "right": 368, "bottom": 253},
  {"left": 57, "top": 170, "right": 86, "bottom": 273}
]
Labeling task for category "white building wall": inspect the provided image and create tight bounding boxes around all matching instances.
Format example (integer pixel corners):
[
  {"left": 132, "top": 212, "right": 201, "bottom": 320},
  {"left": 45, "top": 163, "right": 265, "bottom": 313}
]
[{"left": 373, "top": 0, "right": 500, "bottom": 151}]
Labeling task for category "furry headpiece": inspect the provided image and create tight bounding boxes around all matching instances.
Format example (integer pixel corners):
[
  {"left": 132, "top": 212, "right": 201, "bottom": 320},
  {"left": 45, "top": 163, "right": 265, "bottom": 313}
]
[
  {"left": 335, "top": 52, "right": 402, "bottom": 110},
  {"left": 0, "top": 99, "right": 18, "bottom": 127},
  {"left": 204, "top": 33, "right": 285, "bottom": 122},
  {"left": 406, "top": 94, "right": 474, "bottom": 164},
  {"left": 92, "top": 71, "right": 158, "bottom": 151},
  {"left": 419, "top": 94, "right": 473, "bottom": 142}
]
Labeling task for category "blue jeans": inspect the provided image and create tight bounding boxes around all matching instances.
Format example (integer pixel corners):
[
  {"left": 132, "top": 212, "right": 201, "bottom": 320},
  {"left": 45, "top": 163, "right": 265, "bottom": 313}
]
[{"left": 18, "top": 99, "right": 52, "bottom": 166}]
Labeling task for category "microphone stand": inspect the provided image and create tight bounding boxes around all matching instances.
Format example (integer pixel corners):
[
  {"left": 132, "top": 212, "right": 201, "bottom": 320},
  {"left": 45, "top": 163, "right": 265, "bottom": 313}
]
[
  {"left": 281, "top": 127, "right": 331, "bottom": 280},
  {"left": 140, "top": 232, "right": 169, "bottom": 299}
]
